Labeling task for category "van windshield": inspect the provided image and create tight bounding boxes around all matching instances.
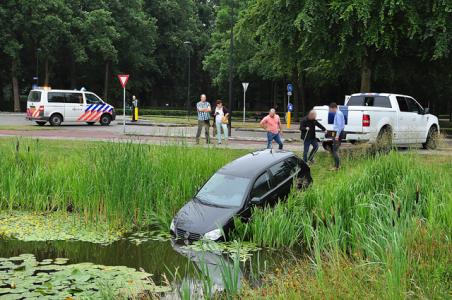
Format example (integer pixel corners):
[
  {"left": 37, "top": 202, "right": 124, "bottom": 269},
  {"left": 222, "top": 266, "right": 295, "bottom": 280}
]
[
  {"left": 196, "top": 173, "right": 250, "bottom": 207},
  {"left": 27, "top": 91, "right": 41, "bottom": 102}
]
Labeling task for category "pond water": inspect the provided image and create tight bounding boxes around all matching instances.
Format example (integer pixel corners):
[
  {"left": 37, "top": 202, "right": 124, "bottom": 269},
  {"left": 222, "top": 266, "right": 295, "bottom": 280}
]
[{"left": 0, "top": 236, "right": 295, "bottom": 295}]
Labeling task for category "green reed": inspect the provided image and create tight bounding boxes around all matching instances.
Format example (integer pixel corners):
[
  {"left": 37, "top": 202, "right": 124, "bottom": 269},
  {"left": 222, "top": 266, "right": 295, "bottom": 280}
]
[{"left": 0, "top": 139, "right": 245, "bottom": 230}]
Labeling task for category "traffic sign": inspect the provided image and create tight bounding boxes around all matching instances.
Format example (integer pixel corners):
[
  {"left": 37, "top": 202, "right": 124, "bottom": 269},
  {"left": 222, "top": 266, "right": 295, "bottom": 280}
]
[
  {"left": 287, "top": 83, "right": 293, "bottom": 93},
  {"left": 288, "top": 103, "right": 293, "bottom": 112},
  {"left": 242, "top": 82, "right": 249, "bottom": 92},
  {"left": 118, "top": 74, "right": 129, "bottom": 88},
  {"left": 287, "top": 91, "right": 292, "bottom": 96},
  {"left": 242, "top": 82, "right": 250, "bottom": 124}
]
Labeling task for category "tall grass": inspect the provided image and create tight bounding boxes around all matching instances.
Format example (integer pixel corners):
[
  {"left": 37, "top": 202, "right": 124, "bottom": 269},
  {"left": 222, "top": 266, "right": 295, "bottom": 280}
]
[
  {"left": 234, "top": 151, "right": 451, "bottom": 298},
  {"left": 0, "top": 139, "right": 244, "bottom": 229}
]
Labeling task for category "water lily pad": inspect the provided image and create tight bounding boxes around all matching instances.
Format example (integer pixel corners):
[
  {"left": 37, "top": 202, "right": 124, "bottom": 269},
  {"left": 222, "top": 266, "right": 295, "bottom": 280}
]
[
  {"left": 0, "top": 212, "right": 125, "bottom": 244},
  {"left": 0, "top": 255, "right": 169, "bottom": 298}
]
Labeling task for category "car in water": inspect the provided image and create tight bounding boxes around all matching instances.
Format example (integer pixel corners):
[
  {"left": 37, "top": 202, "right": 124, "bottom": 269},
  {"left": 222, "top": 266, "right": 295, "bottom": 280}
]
[
  {"left": 170, "top": 149, "right": 312, "bottom": 242},
  {"left": 26, "top": 87, "right": 116, "bottom": 126}
]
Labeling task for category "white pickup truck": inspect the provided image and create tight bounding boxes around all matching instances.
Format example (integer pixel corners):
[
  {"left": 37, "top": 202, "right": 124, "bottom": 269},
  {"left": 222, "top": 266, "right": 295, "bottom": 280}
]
[{"left": 313, "top": 93, "right": 440, "bottom": 149}]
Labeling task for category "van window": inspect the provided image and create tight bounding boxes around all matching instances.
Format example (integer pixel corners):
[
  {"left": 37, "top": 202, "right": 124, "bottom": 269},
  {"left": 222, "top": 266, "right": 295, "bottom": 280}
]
[
  {"left": 48, "top": 92, "right": 66, "bottom": 103},
  {"left": 66, "top": 93, "right": 83, "bottom": 104},
  {"left": 27, "top": 91, "right": 41, "bottom": 102},
  {"left": 396, "top": 97, "right": 410, "bottom": 112},
  {"left": 269, "top": 160, "right": 292, "bottom": 185},
  {"left": 348, "top": 96, "right": 391, "bottom": 108},
  {"left": 85, "top": 93, "right": 102, "bottom": 105},
  {"left": 251, "top": 172, "right": 271, "bottom": 199}
]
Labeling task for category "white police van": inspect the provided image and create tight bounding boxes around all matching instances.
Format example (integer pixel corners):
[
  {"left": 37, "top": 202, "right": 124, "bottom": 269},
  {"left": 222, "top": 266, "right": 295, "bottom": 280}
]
[{"left": 26, "top": 87, "right": 116, "bottom": 126}]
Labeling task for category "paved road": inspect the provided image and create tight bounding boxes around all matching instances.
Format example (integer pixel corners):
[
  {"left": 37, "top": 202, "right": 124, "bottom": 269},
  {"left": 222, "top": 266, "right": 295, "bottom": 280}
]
[{"left": 0, "top": 113, "right": 451, "bottom": 154}]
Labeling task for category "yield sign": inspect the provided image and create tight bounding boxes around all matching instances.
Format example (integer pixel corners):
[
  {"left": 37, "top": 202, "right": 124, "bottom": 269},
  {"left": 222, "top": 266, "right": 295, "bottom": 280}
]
[
  {"left": 117, "top": 74, "right": 129, "bottom": 88},
  {"left": 242, "top": 82, "right": 249, "bottom": 92}
]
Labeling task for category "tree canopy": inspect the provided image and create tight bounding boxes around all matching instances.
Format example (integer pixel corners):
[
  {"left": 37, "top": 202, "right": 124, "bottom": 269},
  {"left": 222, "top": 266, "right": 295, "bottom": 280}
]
[{"left": 0, "top": 0, "right": 450, "bottom": 115}]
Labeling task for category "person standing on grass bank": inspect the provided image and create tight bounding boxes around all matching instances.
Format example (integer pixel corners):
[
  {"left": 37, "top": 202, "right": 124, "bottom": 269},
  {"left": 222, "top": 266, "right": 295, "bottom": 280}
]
[
  {"left": 214, "top": 100, "right": 229, "bottom": 145},
  {"left": 196, "top": 94, "right": 211, "bottom": 144},
  {"left": 301, "top": 110, "right": 326, "bottom": 164},
  {"left": 329, "top": 102, "right": 345, "bottom": 171},
  {"left": 260, "top": 108, "right": 283, "bottom": 149}
]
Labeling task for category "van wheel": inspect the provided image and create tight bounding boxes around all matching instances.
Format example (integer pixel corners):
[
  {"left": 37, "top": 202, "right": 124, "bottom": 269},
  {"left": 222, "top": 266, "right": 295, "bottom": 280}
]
[
  {"left": 423, "top": 126, "right": 438, "bottom": 150},
  {"left": 87, "top": 122, "right": 95, "bottom": 126},
  {"left": 100, "top": 114, "right": 112, "bottom": 126},
  {"left": 49, "top": 114, "right": 63, "bottom": 126},
  {"left": 36, "top": 121, "right": 46, "bottom": 126}
]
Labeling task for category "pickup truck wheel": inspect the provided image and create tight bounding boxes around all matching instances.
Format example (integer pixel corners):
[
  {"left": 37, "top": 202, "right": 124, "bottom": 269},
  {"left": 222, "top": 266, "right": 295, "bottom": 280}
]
[
  {"left": 423, "top": 127, "right": 438, "bottom": 150},
  {"left": 374, "top": 127, "right": 392, "bottom": 153}
]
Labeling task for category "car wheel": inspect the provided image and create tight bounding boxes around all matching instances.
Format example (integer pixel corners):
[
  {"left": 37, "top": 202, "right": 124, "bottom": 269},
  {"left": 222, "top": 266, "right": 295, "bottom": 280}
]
[
  {"left": 374, "top": 126, "right": 392, "bottom": 154},
  {"left": 36, "top": 121, "right": 46, "bottom": 126},
  {"left": 100, "top": 114, "right": 112, "bottom": 126},
  {"left": 423, "top": 126, "right": 438, "bottom": 150},
  {"left": 87, "top": 122, "right": 95, "bottom": 126},
  {"left": 49, "top": 114, "right": 63, "bottom": 126}
]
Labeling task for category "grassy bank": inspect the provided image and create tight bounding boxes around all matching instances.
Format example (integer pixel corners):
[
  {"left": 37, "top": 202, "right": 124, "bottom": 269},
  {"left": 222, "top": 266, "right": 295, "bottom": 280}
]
[
  {"left": 235, "top": 151, "right": 451, "bottom": 298},
  {"left": 0, "top": 138, "right": 245, "bottom": 230}
]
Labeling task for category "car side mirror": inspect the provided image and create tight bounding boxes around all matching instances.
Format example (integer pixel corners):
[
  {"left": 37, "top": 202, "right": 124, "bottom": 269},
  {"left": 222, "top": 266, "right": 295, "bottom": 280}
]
[
  {"left": 250, "top": 197, "right": 262, "bottom": 205},
  {"left": 424, "top": 108, "right": 430, "bottom": 114}
]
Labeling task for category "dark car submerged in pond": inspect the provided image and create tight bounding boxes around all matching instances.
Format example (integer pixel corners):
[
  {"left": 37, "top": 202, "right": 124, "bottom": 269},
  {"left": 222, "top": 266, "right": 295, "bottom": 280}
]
[{"left": 170, "top": 149, "right": 312, "bottom": 242}]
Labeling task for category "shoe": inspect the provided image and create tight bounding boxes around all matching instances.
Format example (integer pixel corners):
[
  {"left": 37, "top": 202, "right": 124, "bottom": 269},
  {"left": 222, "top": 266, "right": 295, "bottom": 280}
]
[
  {"left": 308, "top": 159, "right": 315, "bottom": 165},
  {"left": 329, "top": 167, "right": 339, "bottom": 171}
]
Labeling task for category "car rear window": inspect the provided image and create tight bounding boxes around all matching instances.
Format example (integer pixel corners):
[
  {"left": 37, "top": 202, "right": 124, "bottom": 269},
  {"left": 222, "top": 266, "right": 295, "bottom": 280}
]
[
  {"left": 27, "top": 91, "right": 41, "bottom": 102},
  {"left": 348, "top": 96, "right": 391, "bottom": 108}
]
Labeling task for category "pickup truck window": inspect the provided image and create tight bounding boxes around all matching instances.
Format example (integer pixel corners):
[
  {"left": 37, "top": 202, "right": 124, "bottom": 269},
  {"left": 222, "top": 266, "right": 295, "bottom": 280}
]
[
  {"left": 396, "top": 97, "right": 410, "bottom": 112},
  {"left": 406, "top": 98, "right": 424, "bottom": 114},
  {"left": 348, "top": 96, "right": 391, "bottom": 108}
]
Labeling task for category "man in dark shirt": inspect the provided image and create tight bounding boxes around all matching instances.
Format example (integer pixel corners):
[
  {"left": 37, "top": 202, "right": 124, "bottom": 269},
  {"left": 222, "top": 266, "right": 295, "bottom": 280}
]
[{"left": 300, "top": 110, "right": 326, "bottom": 163}]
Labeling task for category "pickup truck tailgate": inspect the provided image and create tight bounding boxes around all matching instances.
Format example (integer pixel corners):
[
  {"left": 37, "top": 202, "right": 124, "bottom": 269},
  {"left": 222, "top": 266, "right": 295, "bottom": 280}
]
[{"left": 314, "top": 106, "right": 365, "bottom": 137}]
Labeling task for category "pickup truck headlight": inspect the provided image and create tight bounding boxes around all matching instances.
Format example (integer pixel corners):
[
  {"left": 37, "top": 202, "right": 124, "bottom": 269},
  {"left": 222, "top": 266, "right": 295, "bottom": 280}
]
[
  {"left": 203, "top": 228, "right": 222, "bottom": 241},
  {"left": 170, "top": 220, "right": 175, "bottom": 232}
]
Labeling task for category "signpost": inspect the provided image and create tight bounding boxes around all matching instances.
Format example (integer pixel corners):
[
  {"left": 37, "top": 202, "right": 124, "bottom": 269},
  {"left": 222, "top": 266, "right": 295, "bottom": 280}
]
[
  {"left": 286, "top": 84, "right": 293, "bottom": 128},
  {"left": 242, "top": 82, "right": 249, "bottom": 124},
  {"left": 117, "top": 74, "right": 130, "bottom": 133}
]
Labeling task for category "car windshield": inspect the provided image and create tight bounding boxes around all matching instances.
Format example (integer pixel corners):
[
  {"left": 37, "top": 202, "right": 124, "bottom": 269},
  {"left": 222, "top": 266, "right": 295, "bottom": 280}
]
[{"left": 196, "top": 173, "right": 250, "bottom": 207}]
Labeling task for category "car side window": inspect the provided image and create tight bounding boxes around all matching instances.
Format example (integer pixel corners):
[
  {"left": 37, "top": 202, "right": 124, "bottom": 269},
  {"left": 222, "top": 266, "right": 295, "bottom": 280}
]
[
  {"left": 85, "top": 93, "right": 102, "bottom": 105},
  {"left": 48, "top": 92, "right": 66, "bottom": 103},
  {"left": 269, "top": 160, "right": 292, "bottom": 186},
  {"left": 286, "top": 157, "right": 299, "bottom": 175},
  {"left": 396, "top": 97, "right": 409, "bottom": 112},
  {"left": 406, "top": 98, "right": 423, "bottom": 114},
  {"left": 251, "top": 172, "right": 271, "bottom": 199},
  {"left": 65, "top": 93, "right": 83, "bottom": 104}
]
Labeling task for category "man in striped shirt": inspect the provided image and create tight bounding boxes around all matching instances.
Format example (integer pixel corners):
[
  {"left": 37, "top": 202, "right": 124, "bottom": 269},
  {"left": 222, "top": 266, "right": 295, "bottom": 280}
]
[{"left": 196, "top": 94, "right": 211, "bottom": 144}]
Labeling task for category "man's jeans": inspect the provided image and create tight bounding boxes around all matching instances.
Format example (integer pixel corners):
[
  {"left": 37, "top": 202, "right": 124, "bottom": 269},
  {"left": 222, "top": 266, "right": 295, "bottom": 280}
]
[
  {"left": 332, "top": 139, "right": 341, "bottom": 168},
  {"left": 303, "top": 138, "right": 319, "bottom": 162},
  {"left": 196, "top": 120, "right": 210, "bottom": 143},
  {"left": 266, "top": 132, "right": 283, "bottom": 149}
]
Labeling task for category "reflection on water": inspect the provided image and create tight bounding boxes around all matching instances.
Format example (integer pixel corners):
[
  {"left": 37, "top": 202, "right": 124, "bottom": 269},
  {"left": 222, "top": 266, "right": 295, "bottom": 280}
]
[{"left": 0, "top": 237, "right": 297, "bottom": 291}]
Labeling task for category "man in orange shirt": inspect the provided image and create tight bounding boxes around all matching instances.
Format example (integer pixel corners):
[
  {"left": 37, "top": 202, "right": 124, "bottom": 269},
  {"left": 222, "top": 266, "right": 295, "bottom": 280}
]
[{"left": 260, "top": 108, "right": 284, "bottom": 149}]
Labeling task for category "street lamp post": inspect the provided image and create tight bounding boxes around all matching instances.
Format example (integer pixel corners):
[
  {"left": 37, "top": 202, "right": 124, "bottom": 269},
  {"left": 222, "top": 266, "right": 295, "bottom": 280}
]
[
  {"left": 35, "top": 48, "right": 41, "bottom": 87},
  {"left": 184, "top": 41, "right": 192, "bottom": 121}
]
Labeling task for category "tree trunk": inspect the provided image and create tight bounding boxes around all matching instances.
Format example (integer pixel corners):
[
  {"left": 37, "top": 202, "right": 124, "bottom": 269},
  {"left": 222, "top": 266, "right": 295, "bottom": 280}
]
[
  {"left": 360, "top": 54, "right": 372, "bottom": 92},
  {"left": 44, "top": 59, "right": 50, "bottom": 86},
  {"left": 292, "top": 73, "right": 306, "bottom": 118},
  {"left": 273, "top": 81, "right": 278, "bottom": 108},
  {"left": 12, "top": 60, "right": 20, "bottom": 112},
  {"left": 103, "top": 61, "right": 110, "bottom": 100}
]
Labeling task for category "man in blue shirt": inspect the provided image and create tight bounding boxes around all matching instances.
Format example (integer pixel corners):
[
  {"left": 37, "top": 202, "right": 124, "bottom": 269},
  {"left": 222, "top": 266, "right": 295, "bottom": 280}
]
[
  {"left": 329, "top": 102, "right": 345, "bottom": 170},
  {"left": 196, "top": 94, "right": 211, "bottom": 144}
]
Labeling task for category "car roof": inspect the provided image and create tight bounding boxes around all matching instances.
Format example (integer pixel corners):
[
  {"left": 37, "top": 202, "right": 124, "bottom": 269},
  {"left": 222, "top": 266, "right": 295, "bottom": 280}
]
[
  {"left": 218, "top": 149, "right": 295, "bottom": 178},
  {"left": 31, "top": 89, "right": 93, "bottom": 93}
]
